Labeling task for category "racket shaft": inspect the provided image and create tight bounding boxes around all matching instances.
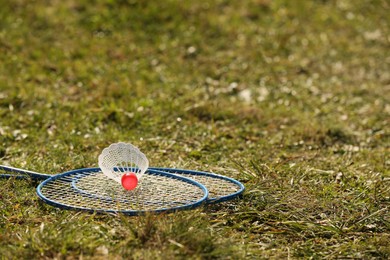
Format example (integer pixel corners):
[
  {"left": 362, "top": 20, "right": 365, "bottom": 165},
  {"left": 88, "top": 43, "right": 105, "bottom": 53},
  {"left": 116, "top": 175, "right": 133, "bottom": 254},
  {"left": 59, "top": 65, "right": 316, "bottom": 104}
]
[{"left": 0, "top": 165, "right": 51, "bottom": 180}]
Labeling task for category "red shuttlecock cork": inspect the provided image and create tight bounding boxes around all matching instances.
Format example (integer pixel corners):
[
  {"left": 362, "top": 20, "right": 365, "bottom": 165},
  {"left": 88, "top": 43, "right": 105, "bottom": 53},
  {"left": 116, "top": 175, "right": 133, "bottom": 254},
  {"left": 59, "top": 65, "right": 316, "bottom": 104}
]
[{"left": 121, "top": 172, "right": 138, "bottom": 190}]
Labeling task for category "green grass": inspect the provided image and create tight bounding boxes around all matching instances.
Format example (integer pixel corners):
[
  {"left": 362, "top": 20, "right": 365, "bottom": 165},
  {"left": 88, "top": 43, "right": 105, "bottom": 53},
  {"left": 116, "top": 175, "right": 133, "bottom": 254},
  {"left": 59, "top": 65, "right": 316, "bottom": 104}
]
[{"left": 0, "top": 0, "right": 389, "bottom": 258}]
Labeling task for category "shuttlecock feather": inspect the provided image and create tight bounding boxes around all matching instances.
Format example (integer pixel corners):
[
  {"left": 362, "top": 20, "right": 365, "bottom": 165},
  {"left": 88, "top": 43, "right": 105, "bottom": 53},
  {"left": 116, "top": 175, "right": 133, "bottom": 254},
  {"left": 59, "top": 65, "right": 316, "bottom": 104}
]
[{"left": 98, "top": 142, "right": 149, "bottom": 185}]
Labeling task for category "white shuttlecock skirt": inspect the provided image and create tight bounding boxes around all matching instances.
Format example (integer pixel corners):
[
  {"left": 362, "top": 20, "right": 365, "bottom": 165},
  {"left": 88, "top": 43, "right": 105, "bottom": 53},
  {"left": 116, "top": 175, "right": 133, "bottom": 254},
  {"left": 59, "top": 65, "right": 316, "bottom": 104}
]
[{"left": 98, "top": 142, "right": 149, "bottom": 184}]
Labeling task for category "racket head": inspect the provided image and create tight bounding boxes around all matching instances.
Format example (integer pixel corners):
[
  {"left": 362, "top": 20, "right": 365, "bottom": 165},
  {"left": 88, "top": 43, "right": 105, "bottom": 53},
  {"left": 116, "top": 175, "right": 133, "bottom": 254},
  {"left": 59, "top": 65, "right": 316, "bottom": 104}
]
[
  {"left": 36, "top": 168, "right": 208, "bottom": 215},
  {"left": 151, "top": 168, "right": 245, "bottom": 203}
]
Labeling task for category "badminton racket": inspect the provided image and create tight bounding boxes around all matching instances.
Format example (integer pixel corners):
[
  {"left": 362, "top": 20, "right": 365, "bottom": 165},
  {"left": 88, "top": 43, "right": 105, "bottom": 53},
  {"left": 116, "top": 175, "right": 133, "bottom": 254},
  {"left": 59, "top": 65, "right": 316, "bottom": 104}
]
[{"left": 0, "top": 165, "right": 208, "bottom": 215}]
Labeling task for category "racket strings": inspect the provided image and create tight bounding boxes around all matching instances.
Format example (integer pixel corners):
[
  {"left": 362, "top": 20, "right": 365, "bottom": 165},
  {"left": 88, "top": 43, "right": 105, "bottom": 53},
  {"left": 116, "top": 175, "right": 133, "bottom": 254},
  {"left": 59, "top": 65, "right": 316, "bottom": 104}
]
[
  {"left": 184, "top": 175, "right": 241, "bottom": 197},
  {"left": 154, "top": 169, "right": 243, "bottom": 202},
  {"left": 75, "top": 173, "right": 202, "bottom": 204}
]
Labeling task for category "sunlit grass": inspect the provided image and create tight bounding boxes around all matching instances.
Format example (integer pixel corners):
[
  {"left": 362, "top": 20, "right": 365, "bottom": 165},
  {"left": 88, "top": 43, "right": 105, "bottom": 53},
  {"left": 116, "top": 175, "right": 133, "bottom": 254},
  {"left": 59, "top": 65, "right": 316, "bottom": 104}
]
[{"left": 0, "top": 0, "right": 389, "bottom": 258}]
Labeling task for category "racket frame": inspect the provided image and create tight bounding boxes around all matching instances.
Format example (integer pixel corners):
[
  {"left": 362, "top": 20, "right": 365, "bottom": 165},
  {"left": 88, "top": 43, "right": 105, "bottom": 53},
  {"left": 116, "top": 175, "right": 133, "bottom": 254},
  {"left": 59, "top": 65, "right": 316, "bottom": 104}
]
[{"left": 36, "top": 167, "right": 208, "bottom": 215}]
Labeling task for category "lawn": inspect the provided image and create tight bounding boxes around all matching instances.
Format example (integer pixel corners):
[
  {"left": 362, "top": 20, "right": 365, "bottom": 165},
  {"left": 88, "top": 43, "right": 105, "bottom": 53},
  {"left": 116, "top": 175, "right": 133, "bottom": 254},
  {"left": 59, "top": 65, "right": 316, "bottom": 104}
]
[{"left": 0, "top": 0, "right": 389, "bottom": 258}]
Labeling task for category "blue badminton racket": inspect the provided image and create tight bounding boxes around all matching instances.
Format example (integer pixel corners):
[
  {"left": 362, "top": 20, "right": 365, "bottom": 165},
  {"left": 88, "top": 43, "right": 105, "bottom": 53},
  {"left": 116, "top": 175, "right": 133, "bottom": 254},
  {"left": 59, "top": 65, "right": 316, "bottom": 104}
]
[{"left": 0, "top": 165, "right": 208, "bottom": 215}]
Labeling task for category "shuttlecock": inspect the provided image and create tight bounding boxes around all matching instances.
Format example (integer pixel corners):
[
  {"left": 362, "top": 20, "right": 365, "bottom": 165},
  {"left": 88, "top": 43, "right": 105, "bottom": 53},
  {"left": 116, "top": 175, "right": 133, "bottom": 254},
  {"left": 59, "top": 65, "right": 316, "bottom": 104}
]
[{"left": 98, "top": 142, "right": 149, "bottom": 190}]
